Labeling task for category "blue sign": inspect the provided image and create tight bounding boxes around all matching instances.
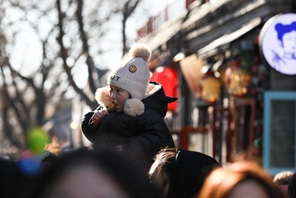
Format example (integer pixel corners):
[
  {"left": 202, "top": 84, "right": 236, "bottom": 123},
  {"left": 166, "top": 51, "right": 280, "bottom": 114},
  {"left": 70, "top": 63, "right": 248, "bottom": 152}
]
[{"left": 259, "top": 13, "right": 296, "bottom": 75}]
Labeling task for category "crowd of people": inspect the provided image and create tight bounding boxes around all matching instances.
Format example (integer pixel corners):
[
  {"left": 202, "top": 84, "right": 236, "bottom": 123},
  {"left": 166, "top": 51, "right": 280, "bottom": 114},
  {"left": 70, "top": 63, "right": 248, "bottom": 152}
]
[
  {"left": 1, "top": 43, "right": 296, "bottom": 198},
  {"left": 1, "top": 147, "right": 296, "bottom": 198}
]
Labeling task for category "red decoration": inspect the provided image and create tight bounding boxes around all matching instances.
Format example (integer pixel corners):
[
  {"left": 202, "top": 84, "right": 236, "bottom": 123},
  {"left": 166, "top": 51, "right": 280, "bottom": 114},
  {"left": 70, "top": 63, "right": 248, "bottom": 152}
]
[{"left": 150, "top": 67, "right": 178, "bottom": 111}]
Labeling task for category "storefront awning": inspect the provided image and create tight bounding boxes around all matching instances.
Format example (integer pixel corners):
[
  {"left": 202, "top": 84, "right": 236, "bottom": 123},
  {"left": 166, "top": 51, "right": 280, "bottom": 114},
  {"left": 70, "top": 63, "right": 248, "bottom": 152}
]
[{"left": 197, "top": 17, "right": 262, "bottom": 59}]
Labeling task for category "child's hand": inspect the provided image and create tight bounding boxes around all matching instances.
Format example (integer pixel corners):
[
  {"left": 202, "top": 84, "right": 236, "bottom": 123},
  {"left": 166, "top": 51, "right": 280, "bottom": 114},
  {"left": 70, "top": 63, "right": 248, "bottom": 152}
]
[{"left": 90, "top": 108, "right": 108, "bottom": 125}]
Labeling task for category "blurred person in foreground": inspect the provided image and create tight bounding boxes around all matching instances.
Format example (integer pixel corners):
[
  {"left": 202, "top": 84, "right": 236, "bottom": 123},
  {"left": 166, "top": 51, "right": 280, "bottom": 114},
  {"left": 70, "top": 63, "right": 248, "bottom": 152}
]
[
  {"left": 273, "top": 170, "right": 294, "bottom": 196},
  {"left": 149, "top": 147, "right": 221, "bottom": 198},
  {"left": 0, "top": 157, "right": 36, "bottom": 198},
  {"left": 27, "top": 147, "right": 163, "bottom": 198},
  {"left": 197, "top": 160, "right": 285, "bottom": 198},
  {"left": 287, "top": 172, "right": 296, "bottom": 198},
  {"left": 0, "top": 152, "right": 57, "bottom": 198},
  {"left": 0, "top": 127, "right": 58, "bottom": 198}
]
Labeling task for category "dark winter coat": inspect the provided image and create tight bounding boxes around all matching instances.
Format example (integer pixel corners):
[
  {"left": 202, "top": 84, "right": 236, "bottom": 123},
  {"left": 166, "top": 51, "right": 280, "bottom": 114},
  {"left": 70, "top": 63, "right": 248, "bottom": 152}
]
[
  {"left": 166, "top": 149, "right": 221, "bottom": 198},
  {"left": 81, "top": 82, "right": 176, "bottom": 170}
]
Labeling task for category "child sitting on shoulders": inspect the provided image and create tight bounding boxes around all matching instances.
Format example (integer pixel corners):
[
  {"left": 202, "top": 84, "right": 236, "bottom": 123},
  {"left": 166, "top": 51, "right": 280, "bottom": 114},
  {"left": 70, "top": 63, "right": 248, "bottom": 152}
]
[{"left": 81, "top": 43, "right": 176, "bottom": 172}]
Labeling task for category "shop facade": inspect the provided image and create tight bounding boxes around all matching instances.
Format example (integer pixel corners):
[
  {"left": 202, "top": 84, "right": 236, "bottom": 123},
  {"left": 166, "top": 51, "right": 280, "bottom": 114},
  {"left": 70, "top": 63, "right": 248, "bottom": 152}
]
[{"left": 137, "top": 0, "right": 296, "bottom": 170}]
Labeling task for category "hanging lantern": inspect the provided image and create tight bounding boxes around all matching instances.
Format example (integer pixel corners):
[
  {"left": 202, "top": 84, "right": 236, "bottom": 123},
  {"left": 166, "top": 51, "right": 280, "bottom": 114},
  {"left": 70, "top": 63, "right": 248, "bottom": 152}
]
[
  {"left": 200, "top": 69, "right": 222, "bottom": 103},
  {"left": 225, "top": 61, "right": 251, "bottom": 97}
]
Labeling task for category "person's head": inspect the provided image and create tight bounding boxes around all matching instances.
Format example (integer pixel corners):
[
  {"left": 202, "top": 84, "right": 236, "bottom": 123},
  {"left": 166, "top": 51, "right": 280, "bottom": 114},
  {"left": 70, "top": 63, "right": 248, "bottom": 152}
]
[
  {"left": 149, "top": 147, "right": 220, "bottom": 198},
  {"left": 149, "top": 147, "right": 177, "bottom": 197},
  {"left": 107, "top": 43, "right": 151, "bottom": 116},
  {"left": 28, "top": 148, "right": 163, "bottom": 198},
  {"left": 273, "top": 171, "right": 294, "bottom": 195},
  {"left": 197, "top": 161, "right": 285, "bottom": 198},
  {"left": 287, "top": 172, "right": 296, "bottom": 198}
]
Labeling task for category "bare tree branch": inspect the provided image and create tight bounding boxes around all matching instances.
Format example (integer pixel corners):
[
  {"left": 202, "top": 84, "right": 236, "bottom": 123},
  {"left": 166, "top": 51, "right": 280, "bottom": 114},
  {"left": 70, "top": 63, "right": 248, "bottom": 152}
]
[
  {"left": 76, "top": 0, "right": 98, "bottom": 94},
  {"left": 122, "top": 0, "right": 141, "bottom": 56},
  {"left": 56, "top": 0, "right": 97, "bottom": 109}
]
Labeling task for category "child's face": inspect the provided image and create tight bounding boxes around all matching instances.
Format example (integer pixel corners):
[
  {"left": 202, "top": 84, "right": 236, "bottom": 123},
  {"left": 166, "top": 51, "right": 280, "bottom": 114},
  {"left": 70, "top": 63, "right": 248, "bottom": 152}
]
[{"left": 109, "top": 85, "right": 130, "bottom": 112}]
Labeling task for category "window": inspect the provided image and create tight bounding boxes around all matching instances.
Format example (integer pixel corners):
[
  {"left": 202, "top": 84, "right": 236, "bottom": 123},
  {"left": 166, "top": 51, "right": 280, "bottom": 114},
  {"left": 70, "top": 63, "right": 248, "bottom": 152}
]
[{"left": 263, "top": 91, "right": 296, "bottom": 175}]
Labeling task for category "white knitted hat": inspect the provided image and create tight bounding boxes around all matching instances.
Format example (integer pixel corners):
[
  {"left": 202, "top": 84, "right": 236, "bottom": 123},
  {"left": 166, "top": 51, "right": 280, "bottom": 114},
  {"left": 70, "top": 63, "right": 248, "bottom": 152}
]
[{"left": 107, "top": 43, "right": 151, "bottom": 116}]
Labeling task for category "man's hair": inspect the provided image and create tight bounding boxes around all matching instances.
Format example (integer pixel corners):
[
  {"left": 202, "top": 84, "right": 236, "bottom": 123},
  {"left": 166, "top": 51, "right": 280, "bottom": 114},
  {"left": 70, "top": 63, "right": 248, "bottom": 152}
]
[
  {"left": 273, "top": 171, "right": 294, "bottom": 185},
  {"left": 149, "top": 147, "right": 177, "bottom": 184}
]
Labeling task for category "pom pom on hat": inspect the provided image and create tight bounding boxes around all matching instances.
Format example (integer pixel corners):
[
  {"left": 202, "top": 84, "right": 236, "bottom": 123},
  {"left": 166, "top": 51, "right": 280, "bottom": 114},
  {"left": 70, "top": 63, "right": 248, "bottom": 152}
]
[
  {"left": 107, "top": 43, "right": 151, "bottom": 116},
  {"left": 129, "top": 43, "right": 151, "bottom": 62},
  {"left": 124, "top": 98, "right": 145, "bottom": 117}
]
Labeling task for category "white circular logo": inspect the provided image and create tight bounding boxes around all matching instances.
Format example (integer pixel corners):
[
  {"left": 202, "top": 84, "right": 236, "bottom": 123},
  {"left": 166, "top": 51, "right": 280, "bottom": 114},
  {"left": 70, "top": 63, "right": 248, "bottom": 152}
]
[{"left": 259, "top": 13, "right": 296, "bottom": 75}]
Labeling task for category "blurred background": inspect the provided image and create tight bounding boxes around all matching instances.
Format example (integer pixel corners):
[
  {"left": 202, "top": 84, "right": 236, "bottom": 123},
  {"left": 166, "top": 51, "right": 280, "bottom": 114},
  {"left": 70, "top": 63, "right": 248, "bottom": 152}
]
[
  {"left": 0, "top": 0, "right": 174, "bottom": 157},
  {"left": 1, "top": 0, "right": 296, "bottom": 176}
]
